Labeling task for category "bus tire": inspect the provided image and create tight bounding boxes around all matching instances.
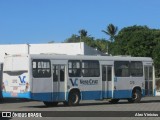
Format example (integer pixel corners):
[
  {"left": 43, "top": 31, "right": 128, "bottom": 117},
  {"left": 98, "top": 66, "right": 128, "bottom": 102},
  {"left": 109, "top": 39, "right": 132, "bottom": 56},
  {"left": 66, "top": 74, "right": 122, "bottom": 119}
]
[
  {"left": 128, "top": 89, "right": 141, "bottom": 103},
  {"left": 68, "top": 90, "right": 80, "bottom": 106},
  {"left": 43, "top": 101, "right": 58, "bottom": 107},
  {"left": 109, "top": 99, "right": 119, "bottom": 104}
]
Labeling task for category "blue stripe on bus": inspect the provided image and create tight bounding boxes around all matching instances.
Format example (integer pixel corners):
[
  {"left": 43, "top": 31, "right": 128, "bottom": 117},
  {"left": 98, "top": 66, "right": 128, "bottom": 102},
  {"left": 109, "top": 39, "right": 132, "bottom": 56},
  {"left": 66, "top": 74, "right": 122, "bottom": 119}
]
[
  {"left": 31, "top": 92, "right": 52, "bottom": 101},
  {"left": 2, "top": 92, "right": 31, "bottom": 99},
  {"left": 30, "top": 90, "right": 135, "bottom": 101},
  {"left": 31, "top": 92, "right": 65, "bottom": 102},
  {"left": 3, "top": 89, "right": 146, "bottom": 101},
  {"left": 113, "top": 90, "right": 132, "bottom": 98},
  {"left": 81, "top": 91, "right": 101, "bottom": 100},
  {"left": 102, "top": 91, "right": 112, "bottom": 98}
]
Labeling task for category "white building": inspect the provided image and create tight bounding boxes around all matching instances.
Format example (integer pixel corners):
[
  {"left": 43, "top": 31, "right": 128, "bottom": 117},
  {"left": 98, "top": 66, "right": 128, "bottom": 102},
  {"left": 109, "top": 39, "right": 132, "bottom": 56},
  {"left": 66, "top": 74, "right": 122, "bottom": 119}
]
[{"left": 0, "top": 42, "right": 106, "bottom": 62}]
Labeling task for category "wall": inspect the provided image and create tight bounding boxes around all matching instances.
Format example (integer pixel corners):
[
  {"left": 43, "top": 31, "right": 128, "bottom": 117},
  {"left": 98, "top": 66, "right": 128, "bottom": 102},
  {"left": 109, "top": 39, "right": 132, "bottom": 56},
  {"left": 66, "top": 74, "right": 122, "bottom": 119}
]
[
  {"left": 30, "top": 43, "right": 83, "bottom": 55},
  {"left": 0, "top": 44, "right": 28, "bottom": 62},
  {"left": 0, "top": 42, "right": 106, "bottom": 63}
]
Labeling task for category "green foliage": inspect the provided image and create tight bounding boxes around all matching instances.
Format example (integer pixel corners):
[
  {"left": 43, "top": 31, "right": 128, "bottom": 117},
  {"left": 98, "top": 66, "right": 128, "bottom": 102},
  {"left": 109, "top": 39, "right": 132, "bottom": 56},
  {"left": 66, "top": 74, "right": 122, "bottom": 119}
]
[
  {"left": 79, "top": 29, "right": 88, "bottom": 37},
  {"left": 113, "top": 26, "right": 156, "bottom": 56},
  {"left": 114, "top": 25, "right": 160, "bottom": 77},
  {"left": 64, "top": 34, "right": 80, "bottom": 43},
  {"left": 102, "top": 24, "right": 118, "bottom": 42},
  {"left": 94, "top": 39, "right": 108, "bottom": 53},
  {"left": 64, "top": 30, "right": 110, "bottom": 53},
  {"left": 153, "top": 42, "right": 160, "bottom": 77}
]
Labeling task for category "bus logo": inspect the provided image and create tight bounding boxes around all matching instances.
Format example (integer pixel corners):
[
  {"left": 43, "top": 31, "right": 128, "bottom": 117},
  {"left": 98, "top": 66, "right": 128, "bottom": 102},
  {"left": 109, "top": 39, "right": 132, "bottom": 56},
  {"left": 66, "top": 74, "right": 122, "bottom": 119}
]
[
  {"left": 70, "top": 78, "right": 78, "bottom": 86},
  {"left": 19, "top": 76, "right": 26, "bottom": 84}
]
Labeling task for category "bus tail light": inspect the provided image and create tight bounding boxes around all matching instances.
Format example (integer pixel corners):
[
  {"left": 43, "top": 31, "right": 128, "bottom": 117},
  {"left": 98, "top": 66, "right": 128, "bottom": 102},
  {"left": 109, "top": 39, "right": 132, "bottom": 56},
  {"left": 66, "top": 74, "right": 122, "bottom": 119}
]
[{"left": 25, "top": 82, "right": 29, "bottom": 92}]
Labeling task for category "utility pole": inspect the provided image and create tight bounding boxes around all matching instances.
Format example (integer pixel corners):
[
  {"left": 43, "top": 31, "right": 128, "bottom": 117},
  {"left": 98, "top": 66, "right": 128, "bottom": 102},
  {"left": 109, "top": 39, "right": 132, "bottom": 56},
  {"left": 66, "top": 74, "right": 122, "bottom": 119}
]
[
  {"left": 26, "top": 44, "right": 30, "bottom": 54},
  {"left": 106, "top": 43, "right": 109, "bottom": 55},
  {"left": 80, "top": 35, "right": 82, "bottom": 49}
]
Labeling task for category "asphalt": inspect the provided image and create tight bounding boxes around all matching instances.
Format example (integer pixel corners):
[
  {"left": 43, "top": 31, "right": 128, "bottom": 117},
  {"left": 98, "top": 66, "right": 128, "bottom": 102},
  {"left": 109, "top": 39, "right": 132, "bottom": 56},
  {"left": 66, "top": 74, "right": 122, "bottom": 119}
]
[{"left": 0, "top": 96, "right": 160, "bottom": 120}]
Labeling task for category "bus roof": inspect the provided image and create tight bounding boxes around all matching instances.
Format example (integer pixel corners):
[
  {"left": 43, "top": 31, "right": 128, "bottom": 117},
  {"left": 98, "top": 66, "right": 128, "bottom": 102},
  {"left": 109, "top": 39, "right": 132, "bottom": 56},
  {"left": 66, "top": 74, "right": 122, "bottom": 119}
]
[{"left": 4, "top": 54, "right": 153, "bottom": 62}]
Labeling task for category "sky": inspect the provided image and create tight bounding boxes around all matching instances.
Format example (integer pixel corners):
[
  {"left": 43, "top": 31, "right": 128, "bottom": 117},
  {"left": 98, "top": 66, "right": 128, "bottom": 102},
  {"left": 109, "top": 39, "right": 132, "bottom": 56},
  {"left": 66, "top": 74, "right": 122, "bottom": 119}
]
[{"left": 0, "top": 0, "right": 160, "bottom": 44}]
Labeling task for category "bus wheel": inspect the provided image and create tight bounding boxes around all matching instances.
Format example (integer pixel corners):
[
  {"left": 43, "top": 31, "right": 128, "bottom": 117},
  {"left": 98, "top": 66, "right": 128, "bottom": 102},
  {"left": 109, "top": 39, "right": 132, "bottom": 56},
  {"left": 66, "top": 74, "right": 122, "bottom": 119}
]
[
  {"left": 109, "top": 99, "right": 119, "bottom": 104},
  {"left": 128, "top": 89, "right": 142, "bottom": 103},
  {"left": 68, "top": 90, "right": 80, "bottom": 106},
  {"left": 43, "top": 101, "right": 58, "bottom": 107}
]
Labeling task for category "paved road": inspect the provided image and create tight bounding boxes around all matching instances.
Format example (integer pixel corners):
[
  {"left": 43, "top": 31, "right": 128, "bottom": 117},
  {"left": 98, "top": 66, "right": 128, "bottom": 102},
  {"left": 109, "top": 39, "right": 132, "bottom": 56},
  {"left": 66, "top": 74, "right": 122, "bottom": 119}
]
[{"left": 0, "top": 96, "right": 160, "bottom": 120}]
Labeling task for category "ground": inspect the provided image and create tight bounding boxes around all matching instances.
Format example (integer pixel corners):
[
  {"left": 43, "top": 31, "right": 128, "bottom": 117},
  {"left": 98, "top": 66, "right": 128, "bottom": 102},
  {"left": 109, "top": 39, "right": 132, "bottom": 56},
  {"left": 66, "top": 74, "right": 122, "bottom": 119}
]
[{"left": 0, "top": 96, "right": 160, "bottom": 120}]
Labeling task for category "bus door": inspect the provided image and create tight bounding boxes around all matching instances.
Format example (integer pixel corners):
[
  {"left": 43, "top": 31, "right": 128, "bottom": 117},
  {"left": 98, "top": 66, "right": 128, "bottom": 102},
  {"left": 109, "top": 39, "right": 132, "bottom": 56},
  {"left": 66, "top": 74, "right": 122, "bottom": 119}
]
[
  {"left": 144, "top": 66, "right": 153, "bottom": 96},
  {"left": 52, "top": 64, "right": 65, "bottom": 101},
  {"left": 102, "top": 65, "right": 112, "bottom": 98}
]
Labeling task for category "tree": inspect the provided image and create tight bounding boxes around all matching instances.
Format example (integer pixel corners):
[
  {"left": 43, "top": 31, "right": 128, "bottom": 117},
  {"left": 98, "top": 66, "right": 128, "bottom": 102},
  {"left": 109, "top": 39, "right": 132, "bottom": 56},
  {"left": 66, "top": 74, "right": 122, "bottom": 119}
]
[
  {"left": 153, "top": 42, "right": 160, "bottom": 77},
  {"left": 64, "top": 34, "right": 80, "bottom": 43},
  {"left": 48, "top": 41, "right": 54, "bottom": 43},
  {"left": 65, "top": 29, "right": 96, "bottom": 47},
  {"left": 79, "top": 29, "right": 88, "bottom": 38},
  {"left": 113, "top": 25, "right": 159, "bottom": 57},
  {"left": 64, "top": 28, "right": 115, "bottom": 55},
  {"left": 113, "top": 25, "right": 160, "bottom": 77},
  {"left": 94, "top": 39, "right": 109, "bottom": 53},
  {"left": 65, "top": 29, "right": 88, "bottom": 43},
  {"left": 102, "top": 24, "right": 118, "bottom": 42}
]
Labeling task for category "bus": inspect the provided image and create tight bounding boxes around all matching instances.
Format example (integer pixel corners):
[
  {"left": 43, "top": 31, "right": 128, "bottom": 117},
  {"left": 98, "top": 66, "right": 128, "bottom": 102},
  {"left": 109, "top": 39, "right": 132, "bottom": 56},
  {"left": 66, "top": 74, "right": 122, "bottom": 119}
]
[{"left": 2, "top": 54, "right": 155, "bottom": 106}]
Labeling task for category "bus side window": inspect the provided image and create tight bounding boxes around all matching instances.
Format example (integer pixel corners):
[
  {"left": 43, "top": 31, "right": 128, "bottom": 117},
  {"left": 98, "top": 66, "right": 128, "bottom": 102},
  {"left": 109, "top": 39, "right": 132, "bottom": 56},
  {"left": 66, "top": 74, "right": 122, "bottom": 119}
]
[
  {"left": 102, "top": 66, "right": 106, "bottom": 81},
  {"left": 130, "top": 61, "right": 143, "bottom": 77},
  {"left": 76, "top": 68, "right": 81, "bottom": 76},
  {"left": 60, "top": 66, "right": 65, "bottom": 82},
  {"left": 32, "top": 59, "right": 51, "bottom": 78},
  {"left": 33, "top": 69, "right": 38, "bottom": 77},
  {"left": 53, "top": 65, "right": 58, "bottom": 82},
  {"left": 60, "top": 70, "right": 64, "bottom": 81},
  {"left": 107, "top": 66, "right": 112, "bottom": 81},
  {"left": 114, "top": 61, "right": 130, "bottom": 77},
  {"left": 82, "top": 60, "right": 100, "bottom": 77},
  {"left": 32, "top": 61, "right": 38, "bottom": 77},
  {"left": 38, "top": 70, "right": 43, "bottom": 77},
  {"left": 44, "top": 70, "right": 50, "bottom": 77},
  {"left": 68, "top": 60, "right": 81, "bottom": 77}
]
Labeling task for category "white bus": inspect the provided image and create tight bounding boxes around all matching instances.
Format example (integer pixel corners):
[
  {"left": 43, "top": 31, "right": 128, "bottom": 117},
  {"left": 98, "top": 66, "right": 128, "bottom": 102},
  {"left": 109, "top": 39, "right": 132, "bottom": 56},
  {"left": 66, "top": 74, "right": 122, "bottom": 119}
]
[{"left": 2, "top": 54, "right": 155, "bottom": 106}]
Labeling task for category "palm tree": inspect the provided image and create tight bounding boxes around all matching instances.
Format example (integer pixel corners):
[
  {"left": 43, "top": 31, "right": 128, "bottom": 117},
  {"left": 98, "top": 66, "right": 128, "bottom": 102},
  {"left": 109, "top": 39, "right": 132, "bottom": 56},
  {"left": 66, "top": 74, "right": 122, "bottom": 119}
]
[
  {"left": 102, "top": 24, "right": 118, "bottom": 42},
  {"left": 79, "top": 29, "right": 88, "bottom": 38}
]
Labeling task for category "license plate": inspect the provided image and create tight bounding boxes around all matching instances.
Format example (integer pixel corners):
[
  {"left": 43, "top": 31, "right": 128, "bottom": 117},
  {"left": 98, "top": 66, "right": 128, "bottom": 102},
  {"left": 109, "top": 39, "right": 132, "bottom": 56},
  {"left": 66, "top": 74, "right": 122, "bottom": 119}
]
[
  {"left": 13, "top": 86, "right": 18, "bottom": 90},
  {"left": 11, "top": 92, "right": 18, "bottom": 97}
]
